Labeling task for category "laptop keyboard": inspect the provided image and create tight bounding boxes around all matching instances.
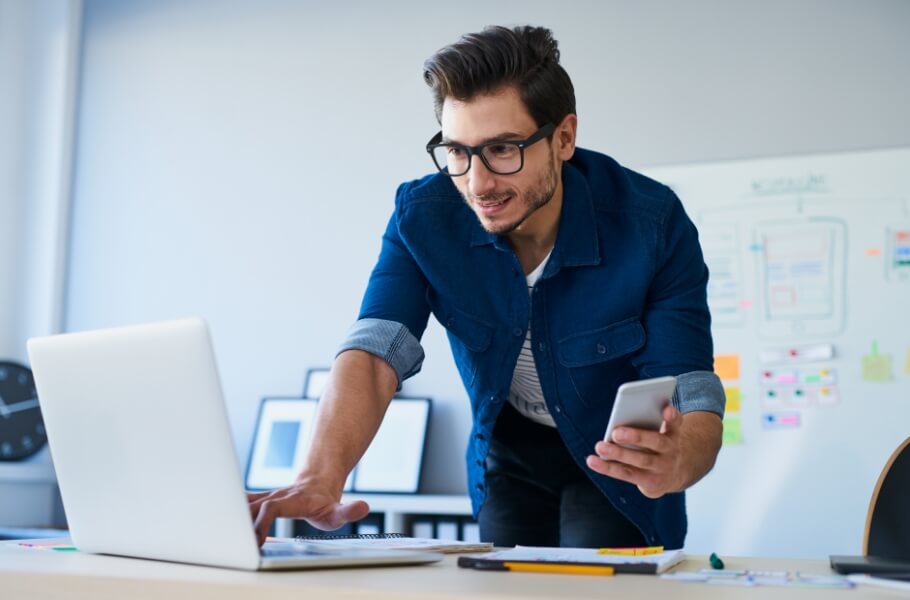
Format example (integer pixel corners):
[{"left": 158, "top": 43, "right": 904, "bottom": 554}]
[{"left": 262, "top": 543, "right": 317, "bottom": 557}]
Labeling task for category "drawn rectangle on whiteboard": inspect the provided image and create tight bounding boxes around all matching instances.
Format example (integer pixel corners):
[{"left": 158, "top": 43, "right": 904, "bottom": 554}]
[{"left": 756, "top": 219, "right": 846, "bottom": 337}]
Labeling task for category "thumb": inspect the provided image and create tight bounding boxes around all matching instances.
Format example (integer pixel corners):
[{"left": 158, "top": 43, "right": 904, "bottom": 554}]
[
  {"left": 335, "top": 499, "right": 371, "bottom": 524},
  {"left": 661, "top": 404, "right": 682, "bottom": 434}
]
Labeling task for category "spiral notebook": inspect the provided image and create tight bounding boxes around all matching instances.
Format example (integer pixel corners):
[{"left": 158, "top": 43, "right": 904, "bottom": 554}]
[{"left": 288, "top": 533, "right": 493, "bottom": 554}]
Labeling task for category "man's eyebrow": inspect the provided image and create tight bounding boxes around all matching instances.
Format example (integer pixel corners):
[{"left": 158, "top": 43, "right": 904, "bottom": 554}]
[{"left": 440, "top": 131, "right": 527, "bottom": 145}]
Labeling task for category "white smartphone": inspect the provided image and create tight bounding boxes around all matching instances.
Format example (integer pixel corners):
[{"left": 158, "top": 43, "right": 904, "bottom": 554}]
[{"left": 603, "top": 376, "right": 677, "bottom": 445}]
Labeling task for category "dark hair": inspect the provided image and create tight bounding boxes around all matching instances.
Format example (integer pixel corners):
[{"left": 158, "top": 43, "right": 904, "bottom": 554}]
[{"left": 423, "top": 25, "right": 576, "bottom": 128}]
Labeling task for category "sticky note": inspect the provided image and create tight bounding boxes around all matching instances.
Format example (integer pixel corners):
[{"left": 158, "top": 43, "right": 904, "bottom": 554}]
[
  {"left": 904, "top": 350, "right": 910, "bottom": 375},
  {"left": 722, "top": 417, "right": 743, "bottom": 444},
  {"left": 724, "top": 387, "right": 741, "bottom": 413},
  {"left": 817, "top": 386, "right": 839, "bottom": 406},
  {"left": 862, "top": 341, "right": 892, "bottom": 382},
  {"left": 714, "top": 354, "right": 740, "bottom": 381},
  {"left": 776, "top": 371, "right": 798, "bottom": 385},
  {"left": 762, "top": 412, "right": 801, "bottom": 429}
]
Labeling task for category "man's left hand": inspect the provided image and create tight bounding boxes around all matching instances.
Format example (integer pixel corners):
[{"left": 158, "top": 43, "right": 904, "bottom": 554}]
[{"left": 585, "top": 405, "right": 721, "bottom": 498}]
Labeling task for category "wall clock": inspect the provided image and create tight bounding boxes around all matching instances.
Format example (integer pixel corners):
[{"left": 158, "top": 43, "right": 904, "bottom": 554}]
[{"left": 0, "top": 361, "right": 47, "bottom": 460}]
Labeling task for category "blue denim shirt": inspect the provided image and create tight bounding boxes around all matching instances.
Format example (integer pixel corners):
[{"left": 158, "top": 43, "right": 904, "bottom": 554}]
[{"left": 338, "top": 148, "right": 724, "bottom": 549}]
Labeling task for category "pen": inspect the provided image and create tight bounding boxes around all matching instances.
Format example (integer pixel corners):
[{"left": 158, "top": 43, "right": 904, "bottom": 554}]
[
  {"left": 502, "top": 562, "right": 615, "bottom": 576},
  {"left": 597, "top": 545, "right": 664, "bottom": 555}
]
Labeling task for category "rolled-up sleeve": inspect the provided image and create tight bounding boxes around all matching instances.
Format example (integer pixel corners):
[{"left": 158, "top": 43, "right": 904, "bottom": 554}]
[
  {"left": 673, "top": 370, "right": 725, "bottom": 417},
  {"left": 336, "top": 318, "right": 425, "bottom": 387}
]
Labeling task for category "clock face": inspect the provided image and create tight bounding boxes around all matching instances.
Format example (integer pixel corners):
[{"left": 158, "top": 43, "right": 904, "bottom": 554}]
[{"left": 0, "top": 361, "right": 47, "bottom": 460}]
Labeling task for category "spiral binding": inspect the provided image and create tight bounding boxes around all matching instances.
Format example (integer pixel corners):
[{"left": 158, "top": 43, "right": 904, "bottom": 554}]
[{"left": 293, "top": 532, "right": 405, "bottom": 541}]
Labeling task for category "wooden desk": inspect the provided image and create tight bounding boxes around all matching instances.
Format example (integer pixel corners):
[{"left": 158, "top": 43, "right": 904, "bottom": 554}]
[{"left": 0, "top": 541, "right": 891, "bottom": 599}]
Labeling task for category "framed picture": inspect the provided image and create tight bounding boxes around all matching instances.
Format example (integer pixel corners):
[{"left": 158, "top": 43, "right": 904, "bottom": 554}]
[
  {"left": 245, "top": 397, "right": 319, "bottom": 491},
  {"left": 246, "top": 396, "right": 354, "bottom": 492},
  {"left": 303, "top": 367, "right": 331, "bottom": 398},
  {"left": 352, "top": 397, "right": 432, "bottom": 494}
]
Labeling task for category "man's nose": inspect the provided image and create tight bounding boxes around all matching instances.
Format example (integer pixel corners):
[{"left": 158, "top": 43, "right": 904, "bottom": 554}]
[{"left": 466, "top": 156, "right": 497, "bottom": 197}]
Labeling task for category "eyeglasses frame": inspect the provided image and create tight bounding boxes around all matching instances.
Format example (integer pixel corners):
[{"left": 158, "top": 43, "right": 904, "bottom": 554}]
[{"left": 425, "top": 122, "right": 556, "bottom": 177}]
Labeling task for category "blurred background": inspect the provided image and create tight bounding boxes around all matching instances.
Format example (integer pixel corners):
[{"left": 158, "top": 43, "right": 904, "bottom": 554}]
[{"left": 1, "top": 0, "right": 908, "bottom": 550}]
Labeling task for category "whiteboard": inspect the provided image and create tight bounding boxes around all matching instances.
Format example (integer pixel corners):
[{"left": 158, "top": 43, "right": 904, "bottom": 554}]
[{"left": 642, "top": 147, "right": 910, "bottom": 559}]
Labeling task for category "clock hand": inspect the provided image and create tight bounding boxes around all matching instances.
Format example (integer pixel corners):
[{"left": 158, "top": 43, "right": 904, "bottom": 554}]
[
  {"left": 4, "top": 398, "right": 39, "bottom": 415},
  {"left": 0, "top": 392, "right": 10, "bottom": 418}
]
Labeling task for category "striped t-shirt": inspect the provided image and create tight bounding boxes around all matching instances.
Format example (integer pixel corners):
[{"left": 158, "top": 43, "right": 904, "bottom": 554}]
[{"left": 507, "top": 251, "right": 556, "bottom": 427}]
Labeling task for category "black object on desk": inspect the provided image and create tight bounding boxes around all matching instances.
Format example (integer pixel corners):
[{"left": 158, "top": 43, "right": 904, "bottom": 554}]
[{"left": 830, "top": 437, "right": 910, "bottom": 576}]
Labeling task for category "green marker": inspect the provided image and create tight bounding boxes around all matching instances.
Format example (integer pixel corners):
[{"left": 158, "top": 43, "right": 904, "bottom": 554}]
[{"left": 709, "top": 552, "right": 725, "bottom": 569}]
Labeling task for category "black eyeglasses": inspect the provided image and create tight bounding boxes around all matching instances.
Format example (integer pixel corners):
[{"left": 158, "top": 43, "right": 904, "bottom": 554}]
[{"left": 426, "top": 123, "right": 555, "bottom": 177}]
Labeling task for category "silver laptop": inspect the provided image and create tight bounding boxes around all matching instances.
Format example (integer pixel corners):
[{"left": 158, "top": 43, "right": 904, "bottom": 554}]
[{"left": 26, "top": 318, "right": 442, "bottom": 571}]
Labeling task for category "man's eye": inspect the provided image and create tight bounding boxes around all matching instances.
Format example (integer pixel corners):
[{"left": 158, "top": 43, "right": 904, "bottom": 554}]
[
  {"left": 487, "top": 144, "right": 517, "bottom": 157},
  {"left": 448, "top": 147, "right": 467, "bottom": 158}
]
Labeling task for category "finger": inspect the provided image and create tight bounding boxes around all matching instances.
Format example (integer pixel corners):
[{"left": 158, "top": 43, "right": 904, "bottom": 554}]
[
  {"left": 661, "top": 405, "right": 682, "bottom": 434},
  {"left": 337, "top": 500, "right": 370, "bottom": 523},
  {"left": 610, "top": 427, "right": 671, "bottom": 453},
  {"left": 247, "top": 490, "right": 271, "bottom": 502},
  {"left": 585, "top": 454, "right": 645, "bottom": 484},
  {"left": 253, "top": 498, "right": 287, "bottom": 547},
  {"left": 308, "top": 500, "right": 371, "bottom": 531},
  {"left": 586, "top": 455, "right": 667, "bottom": 498},
  {"left": 594, "top": 441, "right": 662, "bottom": 471}
]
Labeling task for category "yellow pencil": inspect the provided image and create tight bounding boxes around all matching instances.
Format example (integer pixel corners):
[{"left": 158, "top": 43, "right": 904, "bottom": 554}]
[
  {"left": 597, "top": 545, "right": 664, "bottom": 556},
  {"left": 502, "top": 562, "right": 615, "bottom": 576}
]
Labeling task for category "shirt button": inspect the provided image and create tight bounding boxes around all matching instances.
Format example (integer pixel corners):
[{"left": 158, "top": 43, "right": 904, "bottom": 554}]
[
  {"left": 512, "top": 327, "right": 523, "bottom": 337},
  {"left": 446, "top": 317, "right": 455, "bottom": 327},
  {"left": 538, "top": 342, "right": 546, "bottom": 352},
  {"left": 619, "top": 496, "right": 627, "bottom": 504},
  {"left": 596, "top": 343, "right": 607, "bottom": 354},
  {"left": 475, "top": 483, "right": 485, "bottom": 491},
  {"left": 475, "top": 433, "right": 485, "bottom": 441},
  {"left": 554, "top": 405, "right": 562, "bottom": 413}
]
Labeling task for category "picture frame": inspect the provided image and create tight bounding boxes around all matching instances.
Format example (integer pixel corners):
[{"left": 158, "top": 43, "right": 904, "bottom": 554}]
[
  {"left": 303, "top": 367, "right": 331, "bottom": 399},
  {"left": 245, "top": 395, "right": 430, "bottom": 494},
  {"left": 352, "top": 397, "right": 432, "bottom": 494},
  {"left": 245, "top": 397, "right": 319, "bottom": 491},
  {"left": 246, "top": 396, "right": 354, "bottom": 492}
]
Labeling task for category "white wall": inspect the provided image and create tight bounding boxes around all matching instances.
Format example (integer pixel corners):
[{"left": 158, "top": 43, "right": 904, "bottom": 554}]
[
  {"left": 0, "top": 0, "right": 30, "bottom": 357},
  {"left": 63, "top": 0, "right": 910, "bottom": 506},
  {"left": 0, "top": 0, "right": 80, "bottom": 527},
  {"left": 0, "top": 0, "right": 80, "bottom": 361}
]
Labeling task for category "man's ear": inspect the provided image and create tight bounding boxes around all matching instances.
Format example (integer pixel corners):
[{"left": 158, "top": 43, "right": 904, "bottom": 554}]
[{"left": 554, "top": 113, "right": 577, "bottom": 161}]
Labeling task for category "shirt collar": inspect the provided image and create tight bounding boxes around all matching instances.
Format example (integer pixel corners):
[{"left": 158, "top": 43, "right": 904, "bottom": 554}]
[{"left": 469, "top": 160, "right": 601, "bottom": 270}]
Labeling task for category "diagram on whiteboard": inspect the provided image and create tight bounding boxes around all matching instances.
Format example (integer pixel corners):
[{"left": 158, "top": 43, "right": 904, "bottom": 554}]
[
  {"left": 755, "top": 218, "right": 846, "bottom": 338},
  {"left": 644, "top": 147, "right": 910, "bottom": 559}
]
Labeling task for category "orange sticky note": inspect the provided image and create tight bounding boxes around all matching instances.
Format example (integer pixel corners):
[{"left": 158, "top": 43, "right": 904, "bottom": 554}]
[
  {"left": 715, "top": 354, "right": 741, "bottom": 381},
  {"left": 724, "top": 387, "right": 741, "bottom": 413}
]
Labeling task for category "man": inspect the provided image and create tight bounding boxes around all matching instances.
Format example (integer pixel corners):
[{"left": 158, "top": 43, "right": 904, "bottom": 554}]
[{"left": 248, "top": 25, "right": 724, "bottom": 549}]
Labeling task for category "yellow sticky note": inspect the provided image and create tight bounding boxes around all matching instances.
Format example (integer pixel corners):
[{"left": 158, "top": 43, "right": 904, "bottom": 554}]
[
  {"left": 714, "top": 354, "right": 741, "bottom": 381},
  {"left": 724, "top": 387, "right": 741, "bottom": 413},
  {"left": 722, "top": 417, "right": 743, "bottom": 445},
  {"left": 904, "top": 350, "right": 910, "bottom": 375}
]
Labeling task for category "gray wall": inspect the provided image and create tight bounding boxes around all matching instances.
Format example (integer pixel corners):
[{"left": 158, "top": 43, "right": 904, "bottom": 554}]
[{"left": 65, "top": 0, "right": 910, "bottom": 507}]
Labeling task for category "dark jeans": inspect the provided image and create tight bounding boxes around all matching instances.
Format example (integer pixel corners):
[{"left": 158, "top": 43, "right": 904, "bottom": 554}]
[{"left": 478, "top": 402, "right": 647, "bottom": 548}]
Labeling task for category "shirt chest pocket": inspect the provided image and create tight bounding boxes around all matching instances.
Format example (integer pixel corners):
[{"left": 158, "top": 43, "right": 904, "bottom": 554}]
[
  {"left": 431, "top": 301, "right": 494, "bottom": 387},
  {"left": 557, "top": 316, "right": 646, "bottom": 407}
]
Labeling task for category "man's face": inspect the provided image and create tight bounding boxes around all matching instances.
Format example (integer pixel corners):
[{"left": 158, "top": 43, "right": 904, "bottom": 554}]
[{"left": 440, "top": 86, "right": 558, "bottom": 236}]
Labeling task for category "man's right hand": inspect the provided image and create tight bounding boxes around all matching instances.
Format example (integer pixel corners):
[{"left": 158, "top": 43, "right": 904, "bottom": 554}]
[{"left": 247, "top": 480, "right": 370, "bottom": 546}]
